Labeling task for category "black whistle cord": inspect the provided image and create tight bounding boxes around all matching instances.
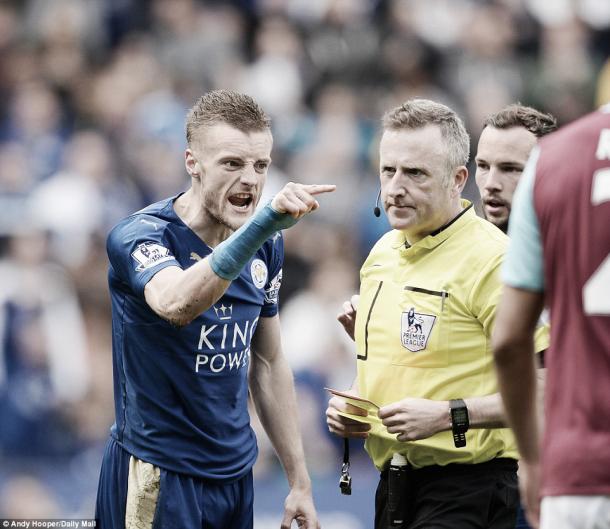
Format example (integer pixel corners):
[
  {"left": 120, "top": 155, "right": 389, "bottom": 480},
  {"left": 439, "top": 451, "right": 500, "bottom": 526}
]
[{"left": 339, "top": 438, "right": 352, "bottom": 495}]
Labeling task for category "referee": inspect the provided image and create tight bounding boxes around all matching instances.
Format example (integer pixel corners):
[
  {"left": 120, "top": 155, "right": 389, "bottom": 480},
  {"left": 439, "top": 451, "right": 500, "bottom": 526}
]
[{"left": 326, "top": 99, "right": 548, "bottom": 528}]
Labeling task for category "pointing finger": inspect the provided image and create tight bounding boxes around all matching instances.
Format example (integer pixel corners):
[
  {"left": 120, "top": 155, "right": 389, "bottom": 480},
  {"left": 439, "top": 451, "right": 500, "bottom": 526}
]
[{"left": 303, "top": 184, "right": 337, "bottom": 195}]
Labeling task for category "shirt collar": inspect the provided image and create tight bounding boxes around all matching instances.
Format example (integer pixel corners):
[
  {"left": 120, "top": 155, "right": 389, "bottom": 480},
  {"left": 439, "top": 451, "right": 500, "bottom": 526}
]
[{"left": 392, "top": 199, "right": 475, "bottom": 252}]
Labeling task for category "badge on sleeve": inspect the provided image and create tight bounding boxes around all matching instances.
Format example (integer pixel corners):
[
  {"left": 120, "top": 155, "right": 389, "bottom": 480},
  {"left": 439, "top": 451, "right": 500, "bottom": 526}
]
[
  {"left": 264, "top": 270, "right": 282, "bottom": 304},
  {"left": 131, "top": 242, "right": 174, "bottom": 271}
]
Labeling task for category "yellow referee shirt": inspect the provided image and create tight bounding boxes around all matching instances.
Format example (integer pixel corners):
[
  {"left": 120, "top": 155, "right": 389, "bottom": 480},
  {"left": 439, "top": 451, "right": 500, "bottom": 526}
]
[{"left": 355, "top": 201, "right": 549, "bottom": 470}]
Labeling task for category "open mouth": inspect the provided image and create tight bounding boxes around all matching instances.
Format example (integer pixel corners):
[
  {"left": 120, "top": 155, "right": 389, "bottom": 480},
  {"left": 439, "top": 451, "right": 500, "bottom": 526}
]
[
  {"left": 484, "top": 198, "right": 507, "bottom": 217},
  {"left": 485, "top": 198, "right": 506, "bottom": 209},
  {"left": 228, "top": 193, "right": 253, "bottom": 210}
]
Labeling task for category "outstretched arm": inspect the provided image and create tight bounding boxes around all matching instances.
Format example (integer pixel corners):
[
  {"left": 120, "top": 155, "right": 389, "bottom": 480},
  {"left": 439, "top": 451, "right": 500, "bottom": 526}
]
[
  {"left": 249, "top": 315, "right": 319, "bottom": 529},
  {"left": 144, "top": 183, "right": 335, "bottom": 326}
]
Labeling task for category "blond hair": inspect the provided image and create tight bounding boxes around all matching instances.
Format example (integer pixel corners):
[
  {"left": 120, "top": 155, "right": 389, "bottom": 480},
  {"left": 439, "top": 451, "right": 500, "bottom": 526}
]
[{"left": 186, "top": 90, "right": 271, "bottom": 146}]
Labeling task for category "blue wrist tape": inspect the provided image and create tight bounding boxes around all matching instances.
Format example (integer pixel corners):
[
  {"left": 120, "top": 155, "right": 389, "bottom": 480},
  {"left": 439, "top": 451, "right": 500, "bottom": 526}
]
[{"left": 210, "top": 203, "right": 297, "bottom": 280}]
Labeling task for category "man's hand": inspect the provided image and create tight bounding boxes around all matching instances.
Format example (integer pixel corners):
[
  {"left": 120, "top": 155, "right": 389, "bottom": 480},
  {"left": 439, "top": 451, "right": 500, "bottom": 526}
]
[
  {"left": 326, "top": 394, "right": 371, "bottom": 439},
  {"left": 519, "top": 459, "right": 541, "bottom": 529},
  {"left": 337, "top": 294, "right": 359, "bottom": 341},
  {"left": 271, "top": 182, "right": 336, "bottom": 220},
  {"left": 281, "top": 487, "right": 320, "bottom": 529},
  {"left": 378, "top": 398, "right": 450, "bottom": 441}
]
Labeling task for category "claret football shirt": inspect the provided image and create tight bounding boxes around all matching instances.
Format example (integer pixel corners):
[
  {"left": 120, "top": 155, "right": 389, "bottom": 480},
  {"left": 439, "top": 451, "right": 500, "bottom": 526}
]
[{"left": 505, "top": 108, "right": 610, "bottom": 496}]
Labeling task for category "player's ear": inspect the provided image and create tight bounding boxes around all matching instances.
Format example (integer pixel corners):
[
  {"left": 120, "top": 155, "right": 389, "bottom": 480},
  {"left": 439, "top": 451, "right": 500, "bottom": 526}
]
[{"left": 185, "top": 149, "right": 201, "bottom": 179}]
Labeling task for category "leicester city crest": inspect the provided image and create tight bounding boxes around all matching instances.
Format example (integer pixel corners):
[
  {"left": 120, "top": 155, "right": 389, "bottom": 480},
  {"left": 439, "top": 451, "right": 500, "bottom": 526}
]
[
  {"left": 250, "top": 258, "right": 268, "bottom": 289},
  {"left": 401, "top": 307, "right": 436, "bottom": 352}
]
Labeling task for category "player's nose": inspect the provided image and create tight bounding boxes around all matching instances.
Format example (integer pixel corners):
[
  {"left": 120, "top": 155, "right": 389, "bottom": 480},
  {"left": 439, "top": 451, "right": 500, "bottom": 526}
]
[
  {"left": 484, "top": 169, "right": 503, "bottom": 191},
  {"left": 240, "top": 164, "right": 258, "bottom": 186}
]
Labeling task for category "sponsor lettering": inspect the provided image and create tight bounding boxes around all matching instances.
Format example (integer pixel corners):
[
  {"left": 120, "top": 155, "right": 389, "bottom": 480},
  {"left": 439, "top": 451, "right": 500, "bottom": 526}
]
[
  {"left": 195, "top": 348, "right": 250, "bottom": 373},
  {"left": 194, "top": 318, "right": 258, "bottom": 373}
]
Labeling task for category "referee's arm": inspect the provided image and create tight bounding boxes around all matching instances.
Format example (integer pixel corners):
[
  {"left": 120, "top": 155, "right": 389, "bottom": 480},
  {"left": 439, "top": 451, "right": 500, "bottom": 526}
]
[{"left": 336, "top": 294, "right": 545, "bottom": 440}]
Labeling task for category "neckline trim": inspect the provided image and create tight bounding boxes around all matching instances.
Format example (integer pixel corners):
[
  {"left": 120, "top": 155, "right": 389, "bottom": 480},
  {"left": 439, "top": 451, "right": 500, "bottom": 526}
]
[{"left": 429, "top": 202, "right": 473, "bottom": 237}]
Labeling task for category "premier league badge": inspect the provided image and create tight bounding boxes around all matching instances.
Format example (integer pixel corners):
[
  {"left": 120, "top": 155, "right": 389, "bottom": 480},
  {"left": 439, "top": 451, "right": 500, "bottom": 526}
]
[{"left": 401, "top": 307, "right": 436, "bottom": 352}]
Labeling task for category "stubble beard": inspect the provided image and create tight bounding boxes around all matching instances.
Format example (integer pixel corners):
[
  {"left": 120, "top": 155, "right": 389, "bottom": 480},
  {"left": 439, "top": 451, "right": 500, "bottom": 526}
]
[
  {"left": 483, "top": 208, "right": 510, "bottom": 234},
  {"left": 203, "top": 191, "right": 245, "bottom": 233}
]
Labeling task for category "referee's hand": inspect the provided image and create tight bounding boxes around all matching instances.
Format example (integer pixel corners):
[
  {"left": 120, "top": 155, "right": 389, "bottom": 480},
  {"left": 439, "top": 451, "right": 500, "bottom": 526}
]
[
  {"left": 337, "top": 294, "right": 359, "bottom": 341},
  {"left": 326, "top": 394, "right": 371, "bottom": 439},
  {"left": 379, "top": 398, "right": 450, "bottom": 441}
]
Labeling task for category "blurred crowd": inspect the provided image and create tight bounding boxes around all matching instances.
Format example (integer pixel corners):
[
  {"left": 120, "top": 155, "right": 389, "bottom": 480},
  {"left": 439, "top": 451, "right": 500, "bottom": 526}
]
[{"left": 0, "top": 0, "right": 608, "bottom": 519}]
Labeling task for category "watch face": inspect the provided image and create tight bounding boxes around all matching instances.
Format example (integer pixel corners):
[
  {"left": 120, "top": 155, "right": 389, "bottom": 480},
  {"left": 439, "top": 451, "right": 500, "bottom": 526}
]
[{"left": 453, "top": 408, "right": 468, "bottom": 424}]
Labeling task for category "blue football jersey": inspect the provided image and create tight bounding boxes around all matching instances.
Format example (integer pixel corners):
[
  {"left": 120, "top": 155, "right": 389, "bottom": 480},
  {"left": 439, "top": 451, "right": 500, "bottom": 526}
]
[{"left": 106, "top": 195, "right": 284, "bottom": 482}]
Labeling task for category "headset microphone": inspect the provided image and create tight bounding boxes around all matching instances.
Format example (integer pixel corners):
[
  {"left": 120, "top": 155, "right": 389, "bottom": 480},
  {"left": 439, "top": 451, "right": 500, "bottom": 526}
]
[{"left": 373, "top": 188, "right": 382, "bottom": 217}]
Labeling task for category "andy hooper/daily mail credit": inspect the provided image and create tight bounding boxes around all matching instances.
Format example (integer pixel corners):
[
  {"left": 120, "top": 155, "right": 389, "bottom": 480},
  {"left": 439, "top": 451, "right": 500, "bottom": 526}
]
[{"left": 1, "top": 521, "right": 96, "bottom": 528}]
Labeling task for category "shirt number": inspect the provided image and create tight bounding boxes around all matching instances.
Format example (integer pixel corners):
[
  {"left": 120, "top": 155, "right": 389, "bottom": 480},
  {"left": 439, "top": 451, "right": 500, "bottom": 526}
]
[{"left": 583, "top": 168, "right": 610, "bottom": 315}]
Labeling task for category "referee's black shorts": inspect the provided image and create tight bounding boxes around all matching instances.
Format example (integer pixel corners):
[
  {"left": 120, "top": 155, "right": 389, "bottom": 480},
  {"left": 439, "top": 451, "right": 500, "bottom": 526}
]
[{"left": 375, "top": 458, "right": 519, "bottom": 529}]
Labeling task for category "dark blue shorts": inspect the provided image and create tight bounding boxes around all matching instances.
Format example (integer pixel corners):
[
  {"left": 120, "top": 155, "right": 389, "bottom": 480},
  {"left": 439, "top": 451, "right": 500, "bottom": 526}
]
[{"left": 95, "top": 437, "right": 254, "bottom": 529}]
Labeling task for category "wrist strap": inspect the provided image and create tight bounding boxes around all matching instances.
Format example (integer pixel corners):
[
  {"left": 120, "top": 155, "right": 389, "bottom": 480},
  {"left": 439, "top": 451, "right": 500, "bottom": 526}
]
[
  {"left": 210, "top": 203, "right": 296, "bottom": 280},
  {"left": 452, "top": 429, "right": 466, "bottom": 448}
]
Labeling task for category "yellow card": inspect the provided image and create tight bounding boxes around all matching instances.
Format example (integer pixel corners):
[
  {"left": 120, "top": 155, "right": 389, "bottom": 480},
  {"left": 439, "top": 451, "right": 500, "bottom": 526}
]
[
  {"left": 325, "top": 387, "right": 380, "bottom": 414},
  {"left": 337, "top": 410, "right": 381, "bottom": 426}
]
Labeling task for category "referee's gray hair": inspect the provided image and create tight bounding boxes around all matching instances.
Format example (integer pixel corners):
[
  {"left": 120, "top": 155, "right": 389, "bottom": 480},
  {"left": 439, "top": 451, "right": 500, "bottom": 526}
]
[{"left": 382, "top": 99, "right": 470, "bottom": 172}]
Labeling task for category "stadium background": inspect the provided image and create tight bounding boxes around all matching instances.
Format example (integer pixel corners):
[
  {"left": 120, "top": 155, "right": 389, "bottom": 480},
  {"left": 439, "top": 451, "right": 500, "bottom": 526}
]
[{"left": 0, "top": 0, "right": 608, "bottom": 526}]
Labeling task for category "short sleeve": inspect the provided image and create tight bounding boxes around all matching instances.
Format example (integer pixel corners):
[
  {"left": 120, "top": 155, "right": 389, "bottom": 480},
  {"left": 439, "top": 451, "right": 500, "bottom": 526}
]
[
  {"left": 469, "top": 253, "right": 504, "bottom": 338},
  {"left": 533, "top": 323, "right": 550, "bottom": 354},
  {"left": 533, "top": 308, "right": 550, "bottom": 354},
  {"left": 260, "top": 232, "right": 284, "bottom": 318},
  {"left": 107, "top": 214, "right": 182, "bottom": 297},
  {"left": 503, "top": 147, "right": 544, "bottom": 292}
]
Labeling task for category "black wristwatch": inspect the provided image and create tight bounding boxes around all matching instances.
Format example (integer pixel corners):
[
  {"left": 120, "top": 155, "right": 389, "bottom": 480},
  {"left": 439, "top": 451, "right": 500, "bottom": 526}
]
[{"left": 449, "top": 399, "right": 469, "bottom": 448}]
